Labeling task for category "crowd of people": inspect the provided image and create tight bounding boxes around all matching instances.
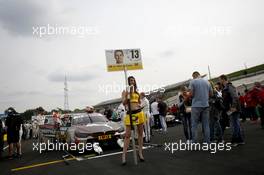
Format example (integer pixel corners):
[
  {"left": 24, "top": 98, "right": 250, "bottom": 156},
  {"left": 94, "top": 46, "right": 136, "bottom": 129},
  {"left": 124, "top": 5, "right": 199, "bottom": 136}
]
[
  {"left": 0, "top": 108, "right": 77, "bottom": 160},
  {"left": 177, "top": 72, "right": 264, "bottom": 146},
  {"left": 119, "top": 72, "right": 264, "bottom": 164},
  {"left": 180, "top": 73, "right": 243, "bottom": 144},
  {"left": 239, "top": 82, "right": 264, "bottom": 126},
  {"left": 0, "top": 72, "right": 263, "bottom": 164}
]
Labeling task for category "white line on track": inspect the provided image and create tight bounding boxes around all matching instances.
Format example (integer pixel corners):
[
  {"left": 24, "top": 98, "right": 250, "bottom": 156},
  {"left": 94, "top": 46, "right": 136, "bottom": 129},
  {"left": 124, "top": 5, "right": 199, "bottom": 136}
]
[{"left": 87, "top": 146, "right": 152, "bottom": 160}]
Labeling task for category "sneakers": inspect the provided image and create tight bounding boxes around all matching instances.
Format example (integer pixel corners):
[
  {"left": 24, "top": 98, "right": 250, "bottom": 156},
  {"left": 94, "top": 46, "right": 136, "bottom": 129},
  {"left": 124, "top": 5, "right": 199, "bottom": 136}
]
[
  {"left": 7, "top": 155, "right": 13, "bottom": 160},
  {"left": 231, "top": 143, "right": 238, "bottom": 147},
  {"left": 186, "top": 140, "right": 192, "bottom": 144},
  {"left": 237, "top": 142, "right": 245, "bottom": 145},
  {"left": 13, "top": 153, "right": 22, "bottom": 159},
  {"left": 231, "top": 141, "right": 245, "bottom": 147},
  {"left": 213, "top": 139, "right": 225, "bottom": 144},
  {"left": 218, "top": 140, "right": 225, "bottom": 144}
]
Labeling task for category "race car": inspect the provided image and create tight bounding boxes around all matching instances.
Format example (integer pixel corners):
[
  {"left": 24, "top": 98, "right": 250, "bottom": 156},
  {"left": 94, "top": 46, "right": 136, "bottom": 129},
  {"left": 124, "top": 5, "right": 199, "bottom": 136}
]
[
  {"left": 66, "top": 113, "right": 125, "bottom": 148},
  {"left": 37, "top": 112, "right": 124, "bottom": 154},
  {"left": 38, "top": 115, "right": 61, "bottom": 143}
]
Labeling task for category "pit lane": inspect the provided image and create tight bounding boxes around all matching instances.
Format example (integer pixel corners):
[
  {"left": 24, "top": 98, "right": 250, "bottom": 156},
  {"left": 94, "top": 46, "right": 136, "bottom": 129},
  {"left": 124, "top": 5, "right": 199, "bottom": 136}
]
[{"left": 1, "top": 122, "right": 264, "bottom": 175}]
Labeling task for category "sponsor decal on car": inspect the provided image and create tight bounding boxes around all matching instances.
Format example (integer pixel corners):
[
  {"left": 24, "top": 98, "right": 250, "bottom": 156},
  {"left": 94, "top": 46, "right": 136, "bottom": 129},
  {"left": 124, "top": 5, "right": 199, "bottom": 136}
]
[{"left": 98, "top": 134, "right": 112, "bottom": 141}]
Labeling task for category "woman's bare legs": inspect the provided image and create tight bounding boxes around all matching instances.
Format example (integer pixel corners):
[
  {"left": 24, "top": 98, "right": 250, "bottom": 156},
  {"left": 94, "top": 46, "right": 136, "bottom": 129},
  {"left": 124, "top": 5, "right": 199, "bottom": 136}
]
[
  {"left": 137, "top": 124, "right": 144, "bottom": 160},
  {"left": 122, "top": 123, "right": 144, "bottom": 163},
  {"left": 122, "top": 125, "right": 131, "bottom": 164}
]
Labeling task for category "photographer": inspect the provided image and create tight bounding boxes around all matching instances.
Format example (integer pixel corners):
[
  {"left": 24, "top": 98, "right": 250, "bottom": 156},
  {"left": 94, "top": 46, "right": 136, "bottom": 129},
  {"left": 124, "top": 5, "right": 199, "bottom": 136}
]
[{"left": 5, "top": 107, "right": 23, "bottom": 159}]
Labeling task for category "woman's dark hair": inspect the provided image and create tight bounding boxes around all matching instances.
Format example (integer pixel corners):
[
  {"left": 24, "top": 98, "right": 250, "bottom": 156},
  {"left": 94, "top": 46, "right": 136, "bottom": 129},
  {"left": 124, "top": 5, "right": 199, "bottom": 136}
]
[{"left": 128, "top": 76, "right": 138, "bottom": 94}]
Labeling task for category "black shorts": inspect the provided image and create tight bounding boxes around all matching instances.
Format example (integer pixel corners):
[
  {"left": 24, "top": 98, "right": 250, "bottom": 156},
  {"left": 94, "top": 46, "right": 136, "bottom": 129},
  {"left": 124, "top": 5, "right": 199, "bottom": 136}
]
[{"left": 7, "top": 131, "right": 19, "bottom": 144}]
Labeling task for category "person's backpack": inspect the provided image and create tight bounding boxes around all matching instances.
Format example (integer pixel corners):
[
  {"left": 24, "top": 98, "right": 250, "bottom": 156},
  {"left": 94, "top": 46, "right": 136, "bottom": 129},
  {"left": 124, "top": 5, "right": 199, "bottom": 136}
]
[
  {"left": 215, "top": 96, "right": 225, "bottom": 110},
  {"left": 210, "top": 92, "right": 225, "bottom": 110}
]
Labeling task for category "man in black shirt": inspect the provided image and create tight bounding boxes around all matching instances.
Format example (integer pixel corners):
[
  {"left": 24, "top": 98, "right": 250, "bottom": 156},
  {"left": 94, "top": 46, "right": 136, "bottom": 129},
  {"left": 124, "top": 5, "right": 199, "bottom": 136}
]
[
  {"left": 219, "top": 75, "right": 244, "bottom": 146},
  {"left": 5, "top": 107, "right": 23, "bottom": 159},
  {"left": 157, "top": 97, "right": 168, "bottom": 133}
]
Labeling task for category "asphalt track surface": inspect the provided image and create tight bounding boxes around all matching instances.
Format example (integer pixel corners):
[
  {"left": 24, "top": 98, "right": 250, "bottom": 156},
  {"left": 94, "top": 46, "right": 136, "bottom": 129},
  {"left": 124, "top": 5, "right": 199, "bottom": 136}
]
[{"left": 1, "top": 120, "right": 264, "bottom": 175}]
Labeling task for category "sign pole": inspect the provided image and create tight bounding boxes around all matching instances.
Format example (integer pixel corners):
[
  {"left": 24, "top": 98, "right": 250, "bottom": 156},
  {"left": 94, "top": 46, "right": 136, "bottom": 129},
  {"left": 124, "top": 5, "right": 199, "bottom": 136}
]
[
  {"left": 124, "top": 66, "right": 138, "bottom": 165},
  {"left": 208, "top": 65, "right": 212, "bottom": 80}
]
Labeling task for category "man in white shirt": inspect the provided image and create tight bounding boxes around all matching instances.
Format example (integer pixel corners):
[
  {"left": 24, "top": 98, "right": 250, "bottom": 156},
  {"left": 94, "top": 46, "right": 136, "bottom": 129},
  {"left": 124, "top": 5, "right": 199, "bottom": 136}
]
[
  {"left": 33, "top": 110, "right": 45, "bottom": 139},
  {"left": 117, "top": 103, "right": 126, "bottom": 123},
  {"left": 36, "top": 113, "right": 45, "bottom": 126},
  {"left": 151, "top": 98, "right": 161, "bottom": 130},
  {"left": 140, "top": 93, "right": 151, "bottom": 142}
]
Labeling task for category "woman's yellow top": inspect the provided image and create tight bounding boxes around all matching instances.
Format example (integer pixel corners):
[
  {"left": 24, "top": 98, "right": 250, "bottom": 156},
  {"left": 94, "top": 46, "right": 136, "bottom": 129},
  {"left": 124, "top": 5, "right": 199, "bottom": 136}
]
[{"left": 130, "top": 92, "right": 139, "bottom": 103}]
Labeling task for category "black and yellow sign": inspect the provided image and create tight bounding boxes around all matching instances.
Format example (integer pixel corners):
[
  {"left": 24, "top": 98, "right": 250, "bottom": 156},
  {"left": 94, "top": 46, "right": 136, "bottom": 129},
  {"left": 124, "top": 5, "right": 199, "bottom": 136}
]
[{"left": 105, "top": 49, "right": 143, "bottom": 72}]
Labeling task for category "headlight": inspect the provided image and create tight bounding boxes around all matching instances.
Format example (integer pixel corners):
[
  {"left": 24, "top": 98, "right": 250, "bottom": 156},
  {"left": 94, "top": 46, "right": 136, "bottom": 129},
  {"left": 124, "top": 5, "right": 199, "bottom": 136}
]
[
  {"left": 74, "top": 132, "right": 89, "bottom": 138},
  {"left": 114, "top": 132, "right": 120, "bottom": 136}
]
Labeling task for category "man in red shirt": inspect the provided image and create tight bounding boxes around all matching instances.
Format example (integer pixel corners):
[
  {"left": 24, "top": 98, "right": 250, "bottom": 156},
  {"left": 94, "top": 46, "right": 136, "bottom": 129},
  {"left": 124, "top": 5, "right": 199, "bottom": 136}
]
[
  {"left": 238, "top": 92, "right": 246, "bottom": 122},
  {"left": 251, "top": 82, "right": 264, "bottom": 128},
  {"left": 171, "top": 104, "right": 178, "bottom": 117},
  {"left": 244, "top": 89, "right": 257, "bottom": 121}
]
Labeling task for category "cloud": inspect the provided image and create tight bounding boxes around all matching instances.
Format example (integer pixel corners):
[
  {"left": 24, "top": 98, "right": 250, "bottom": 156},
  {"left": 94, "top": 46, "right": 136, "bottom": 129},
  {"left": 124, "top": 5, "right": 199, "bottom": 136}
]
[
  {"left": 48, "top": 71, "right": 97, "bottom": 82},
  {"left": 159, "top": 50, "right": 175, "bottom": 58},
  {"left": 28, "top": 91, "right": 44, "bottom": 95},
  {"left": 0, "top": 0, "right": 59, "bottom": 36},
  {"left": 5, "top": 90, "right": 44, "bottom": 97}
]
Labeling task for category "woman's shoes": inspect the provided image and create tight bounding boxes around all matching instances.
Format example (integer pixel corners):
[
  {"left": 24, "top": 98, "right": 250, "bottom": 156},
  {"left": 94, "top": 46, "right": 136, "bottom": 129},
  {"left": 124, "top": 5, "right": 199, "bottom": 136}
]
[
  {"left": 121, "top": 155, "right": 126, "bottom": 166},
  {"left": 121, "top": 154, "right": 145, "bottom": 165},
  {"left": 138, "top": 154, "right": 145, "bottom": 162},
  {"left": 122, "top": 161, "right": 127, "bottom": 166},
  {"left": 139, "top": 157, "right": 145, "bottom": 162}
]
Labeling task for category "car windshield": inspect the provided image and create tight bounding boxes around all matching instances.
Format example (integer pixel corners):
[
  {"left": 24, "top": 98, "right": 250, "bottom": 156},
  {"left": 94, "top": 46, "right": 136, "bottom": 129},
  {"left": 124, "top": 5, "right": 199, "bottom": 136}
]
[
  {"left": 44, "top": 116, "right": 55, "bottom": 125},
  {"left": 89, "top": 114, "right": 108, "bottom": 123},
  {"left": 72, "top": 116, "right": 91, "bottom": 125}
]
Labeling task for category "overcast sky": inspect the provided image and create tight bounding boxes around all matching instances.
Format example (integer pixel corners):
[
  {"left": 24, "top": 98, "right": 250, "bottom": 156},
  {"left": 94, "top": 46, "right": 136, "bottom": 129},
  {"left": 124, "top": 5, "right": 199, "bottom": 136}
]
[{"left": 0, "top": 0, "right": 263, "bottom": 113}]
